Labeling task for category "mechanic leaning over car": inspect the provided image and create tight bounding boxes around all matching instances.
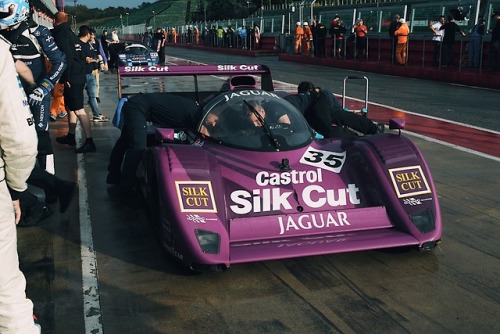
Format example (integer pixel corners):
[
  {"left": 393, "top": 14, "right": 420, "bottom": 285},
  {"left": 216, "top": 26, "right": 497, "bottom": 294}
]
[
  {"left": 107, "top": 93, "right": 200, "bottom": 201},
  {"left": 0, "top": 0, "right": 66, "bottom": 171},
  {"left": 284, "top": 81, "right": 380, "bottom": 138}
]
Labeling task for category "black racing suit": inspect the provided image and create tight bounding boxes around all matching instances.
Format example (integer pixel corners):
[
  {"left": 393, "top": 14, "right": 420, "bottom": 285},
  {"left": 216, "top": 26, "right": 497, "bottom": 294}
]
[
  {"left": 285, "top": 89, "right": 376, "bottom": 138},
  {"left": 1, "top": 19, "right": 66, "bottom": 167},
  {"left": 108, "top": 93, "right": 200, "bottom": 188}
]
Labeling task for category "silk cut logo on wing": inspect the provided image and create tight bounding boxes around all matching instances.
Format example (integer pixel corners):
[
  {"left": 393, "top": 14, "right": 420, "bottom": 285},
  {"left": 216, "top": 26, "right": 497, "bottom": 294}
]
[{"left": 299, "top": 147, "right": 346, "bottom": 173}]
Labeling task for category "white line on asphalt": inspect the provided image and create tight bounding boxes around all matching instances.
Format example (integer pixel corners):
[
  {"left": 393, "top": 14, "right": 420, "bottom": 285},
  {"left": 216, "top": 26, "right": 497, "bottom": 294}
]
[{"left": 77, "top": 129, "right": 103, "bottom": 334}]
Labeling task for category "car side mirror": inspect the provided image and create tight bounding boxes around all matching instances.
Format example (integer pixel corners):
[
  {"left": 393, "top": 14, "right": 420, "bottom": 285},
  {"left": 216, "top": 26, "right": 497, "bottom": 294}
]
[{"left": 389, "top": 118, "right": 405, "bottom": 135}]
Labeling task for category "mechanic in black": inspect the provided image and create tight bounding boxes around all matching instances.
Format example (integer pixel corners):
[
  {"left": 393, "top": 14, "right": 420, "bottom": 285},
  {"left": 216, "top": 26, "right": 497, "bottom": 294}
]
[
  {"left": 312, "top": 19, "right": 327, "bottom": 58},
  {"left": 107, "top": 93, "right": 200, "bottom": 194},
  {"left": 285, "top": 81, "right": 379, "bottom": 138},
  {"left": 0, "top": 0, "right": 66, "bottom": 170}
]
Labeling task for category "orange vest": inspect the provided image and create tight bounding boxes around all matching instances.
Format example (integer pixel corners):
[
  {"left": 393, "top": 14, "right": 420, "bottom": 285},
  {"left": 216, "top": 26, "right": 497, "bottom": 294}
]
[{"left": 295, "top": 26, "right": 304, "bottom": 39}]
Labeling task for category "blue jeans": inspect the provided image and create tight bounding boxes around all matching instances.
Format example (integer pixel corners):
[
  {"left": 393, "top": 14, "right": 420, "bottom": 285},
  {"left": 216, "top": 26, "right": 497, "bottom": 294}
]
[{"left": 85, "top": 72, "right": 100, "bottom": 117}]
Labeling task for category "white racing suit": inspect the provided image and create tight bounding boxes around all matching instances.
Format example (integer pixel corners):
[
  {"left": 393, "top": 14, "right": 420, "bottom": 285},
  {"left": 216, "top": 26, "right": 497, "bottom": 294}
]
[{"left": 0, "top": 35, "right": 39, "bottom": 334}]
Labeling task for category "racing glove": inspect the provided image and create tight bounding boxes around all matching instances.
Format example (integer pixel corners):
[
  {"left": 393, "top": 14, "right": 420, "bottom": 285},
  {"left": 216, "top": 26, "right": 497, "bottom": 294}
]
[{"left": 28, "top": 79, "right": 54, "bottom": 107}]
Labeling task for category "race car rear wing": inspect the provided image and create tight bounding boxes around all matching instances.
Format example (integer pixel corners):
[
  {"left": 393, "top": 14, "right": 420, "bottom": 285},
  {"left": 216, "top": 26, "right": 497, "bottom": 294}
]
[{"left": 117, "top": 64, "right": 275, "bottom": 102}]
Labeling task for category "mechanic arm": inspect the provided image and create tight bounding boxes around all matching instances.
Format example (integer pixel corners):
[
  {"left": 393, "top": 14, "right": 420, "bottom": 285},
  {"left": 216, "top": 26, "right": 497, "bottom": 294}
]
[
  {"left": 97, "top": 40, "right": 108, "bottom": 63},
  {"left": 15, "top": 60, "right": 35, "bottom": 85},
  {"left": 37, "top": 26, "right": 67, "bottom": 85},
  {"left": 28, "top": 26, "right": 67, "bottom": 105}
]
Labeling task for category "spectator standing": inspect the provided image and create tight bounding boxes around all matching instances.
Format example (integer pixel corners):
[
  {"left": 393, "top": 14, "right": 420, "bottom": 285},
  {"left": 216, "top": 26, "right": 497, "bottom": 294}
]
[
  {"left": 0, "top": 32, "right": 40, "bottom": 334},
  {"left": 52, "top": 12, "right": 96, "bottom": 153},
  {"left": 202, "top": 25, "right": 209, "bottom": 46},
  {"left": 238, "top": 26, "right": 247, "bottom": 49},
  {"left": 439, "top": 15, "right": 466, "bottom": 67},
  {"left": 100, "top": 29, "right": 110, "bottom": 61},
  {"left": 354, "top": 18, "right": 368, "bottom": 59},
  {"left": 489, "top": 12, "right": 500, "bottom": 71},
  {"left": 216, "top": 26, "right": 223, "bottom": 47},
  {"left": 226, "top": 25, "right": 234, "bottom": 48},
  {"left": 187, "top": 26, "right": 193, "bottom": 44},
  {"left": 303, "top": 22, "right": 313, "bottom": 56},
  {"left": 172, "top": 27, "right": 178, "bottom": 44},
  {"left": 0, "top": 0, "right": 66, "bottom": 173},
  {"left": 394, "top": 18, "right": 410, "bottom": 65},
  {"left": 329, "top": 15, "right": 346, "bottom": 58},
  {"left": 83, "top": 26, "right": 108, "bottom": 122},
  {"left": 468, "top": 17, "right": 485, "bottom": 68},
  {"left": 194, "top": 26, "right": 200, "bottom": 45},
  {"left": 142, "top": 31, "right": 151, "bottom": 47},
  {"left": 389, "top": 14, "right": 401, "bottom": 63},
  {"left": 89, "top": 29, "right": 107, "bottom": 102},
  {"left": 151, "top": 27, "right": 165, "bottom": 63},
  {"left": 429, "top": 15, "right": 445, "bottom": 66},
  {"left": 294, "top": 22, "right": 304, "bottom": 54},
  {"left": 111, "top": 29, "right": 119, "bottom": 43},
  {"left": 312, "top": 19, "right": 327, "bottom": 57},
  {"left": 253, "top": 23, "right": 260, "bottom": 49}
]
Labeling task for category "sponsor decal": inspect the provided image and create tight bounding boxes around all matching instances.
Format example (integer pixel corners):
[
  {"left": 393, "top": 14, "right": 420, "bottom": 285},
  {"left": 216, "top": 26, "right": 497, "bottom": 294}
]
[
  {"left": 230, "top": 168, "right": 360, "bottom": 214},
  {"left": 278, "top": 212, "right": 350, "bottom": 235},
  {"left": 176, "top": 181, "right": 217, "bottom": 213},
  {"left": 124, "top": 65, "right": 169, "bottom": 72},
  {"left": 403, "top": 197, "right": 433, "bottom": 206},
  {"left": 300, "top": 147, "right": 346, "bottom": 173},
  {"left": 389, "top": 165, "right": 431, "bottom": 198},
  {"left": 186, "top": 214, "right": 218, "bottom": 224},
  {"left": 223, "top": 90, "right": 278, "bottom": 101},
  {"left": 217, "top": 64, "right": 260, "bottom": 71}
]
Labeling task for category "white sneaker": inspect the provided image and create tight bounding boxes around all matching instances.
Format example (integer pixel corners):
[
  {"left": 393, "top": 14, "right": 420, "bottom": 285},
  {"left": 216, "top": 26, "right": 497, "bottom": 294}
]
[{"left": 93, "top": 114, "right": 109, "bottom": 122}]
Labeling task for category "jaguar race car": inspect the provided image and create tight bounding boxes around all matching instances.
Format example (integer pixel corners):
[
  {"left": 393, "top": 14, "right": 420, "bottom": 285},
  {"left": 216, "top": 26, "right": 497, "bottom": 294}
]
[
  {"left": 118, "top": 64, "right": 442, "bottom": 272},
  {"left": 117, "top": 43, "right": 159, "bottom": 66}
]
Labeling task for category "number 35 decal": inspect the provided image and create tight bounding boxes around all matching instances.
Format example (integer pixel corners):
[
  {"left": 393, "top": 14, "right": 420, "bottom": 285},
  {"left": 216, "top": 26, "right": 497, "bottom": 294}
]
[{"left": 299, "top": 147, "right": 346, "bottom": 173}]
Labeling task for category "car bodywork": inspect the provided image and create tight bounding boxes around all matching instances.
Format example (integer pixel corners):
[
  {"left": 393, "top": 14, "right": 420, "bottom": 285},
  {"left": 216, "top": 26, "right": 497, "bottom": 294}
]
[
  {"left": 117, "top": 43, "right": 159, "bottom": 67},
  {"left": 118, "top": 64, "right": 442, "bottom": 272}
]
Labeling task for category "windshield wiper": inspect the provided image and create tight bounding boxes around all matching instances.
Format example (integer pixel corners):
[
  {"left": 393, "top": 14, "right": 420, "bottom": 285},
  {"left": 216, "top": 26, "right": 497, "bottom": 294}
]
[{"left": 243, "top": 100, "right": 280, "bottom": 151}]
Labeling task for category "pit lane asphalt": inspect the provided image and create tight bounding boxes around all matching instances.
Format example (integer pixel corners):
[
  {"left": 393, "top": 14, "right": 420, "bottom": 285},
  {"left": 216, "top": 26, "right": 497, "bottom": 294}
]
[{"left": 17, "top": 49, "right": 500, "bottom": 334}]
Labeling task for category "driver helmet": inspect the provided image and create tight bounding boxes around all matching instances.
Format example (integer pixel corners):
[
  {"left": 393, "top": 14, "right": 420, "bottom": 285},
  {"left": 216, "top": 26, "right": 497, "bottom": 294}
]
[{"left": 0, "top": 0, "right": 30, "bottom": 30}]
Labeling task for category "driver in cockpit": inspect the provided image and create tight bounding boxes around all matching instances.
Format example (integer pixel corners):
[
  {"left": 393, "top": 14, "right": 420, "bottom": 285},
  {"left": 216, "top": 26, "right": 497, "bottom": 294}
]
[{"left": 243, "top": 100, "right": 291, "bottom": 128}]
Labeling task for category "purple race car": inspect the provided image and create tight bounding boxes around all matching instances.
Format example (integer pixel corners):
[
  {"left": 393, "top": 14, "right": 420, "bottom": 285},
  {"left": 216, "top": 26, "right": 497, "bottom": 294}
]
[{"left": 118, "top": 64, "right": 442, "bottom": 272}]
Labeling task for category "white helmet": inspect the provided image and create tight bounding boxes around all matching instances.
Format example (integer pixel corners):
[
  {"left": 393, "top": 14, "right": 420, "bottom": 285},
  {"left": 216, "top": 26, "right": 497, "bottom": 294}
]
[
  {"left": 304, "top": 22, "right": 308, "bottom": 26},
  {"left": 0, "top": 0, "right": 30, "bottom": 30},
  {"left": 296, "top": 22, "right": 301, "bottom": 25}
]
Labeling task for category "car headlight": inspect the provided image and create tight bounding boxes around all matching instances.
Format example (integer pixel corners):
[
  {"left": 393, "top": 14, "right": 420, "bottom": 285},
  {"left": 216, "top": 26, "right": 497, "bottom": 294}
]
[
  {"left": 409, "top": 208, "right": 435, "bottom": 233},
  {"left": 195, "top": 229, "right": 220, "bottom": 254}
]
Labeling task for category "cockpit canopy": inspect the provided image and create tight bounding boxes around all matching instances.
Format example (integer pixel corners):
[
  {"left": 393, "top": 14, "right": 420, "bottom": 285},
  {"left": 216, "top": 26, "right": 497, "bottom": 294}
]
[{"left": 198, "top": 89, "right": 313, "bottom": 151}]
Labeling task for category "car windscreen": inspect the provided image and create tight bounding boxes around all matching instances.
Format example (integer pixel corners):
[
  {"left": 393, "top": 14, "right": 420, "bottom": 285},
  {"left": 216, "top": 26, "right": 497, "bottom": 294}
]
[
  {"left": 198, "top": 89, "right": 313, "bottom": 151},
  {"left": 126, "top": 46, "right": 147, "bottom": 55}
]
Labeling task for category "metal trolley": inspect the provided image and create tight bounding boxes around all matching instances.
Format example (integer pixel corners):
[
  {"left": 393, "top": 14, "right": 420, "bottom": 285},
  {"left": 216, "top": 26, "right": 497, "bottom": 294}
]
[{"left": 342, "top": 75, "right": 369, "bottom": 117}]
